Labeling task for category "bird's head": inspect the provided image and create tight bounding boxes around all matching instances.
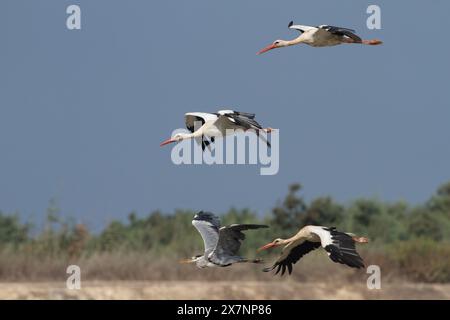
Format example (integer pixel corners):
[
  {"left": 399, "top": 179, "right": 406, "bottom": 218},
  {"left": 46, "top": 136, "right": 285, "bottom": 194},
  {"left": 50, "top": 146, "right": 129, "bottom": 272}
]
[
  {"left": 160, "top": 133, "right": 191, "bottom": 147},
  {"left": 257, "top": 238, "right": 285, "bottom": 251},
  {"left": 193, "top": 211, "right": 218, "bottom": 223},
  {"left": 257, "top": 40, "right": 289, "bottom": 55}
]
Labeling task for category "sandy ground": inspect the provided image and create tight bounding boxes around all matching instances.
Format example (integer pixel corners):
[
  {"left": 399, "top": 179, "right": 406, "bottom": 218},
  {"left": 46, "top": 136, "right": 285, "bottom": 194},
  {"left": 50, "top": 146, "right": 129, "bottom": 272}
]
[{"left": 0, "top": 281, "right": 449, "bottom": 300}]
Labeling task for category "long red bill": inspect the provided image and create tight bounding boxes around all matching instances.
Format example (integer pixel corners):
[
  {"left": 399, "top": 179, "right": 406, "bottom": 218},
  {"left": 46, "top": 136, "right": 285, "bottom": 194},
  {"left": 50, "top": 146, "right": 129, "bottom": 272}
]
[
  {"left": 257, "top": 242, "right": 276, "bottom": 251},
  {"left": 257, "top": 44, "right": 276, "bottom": 55},
  {"left": 160, "top": 138, "right": 176, "bottom": 147}
]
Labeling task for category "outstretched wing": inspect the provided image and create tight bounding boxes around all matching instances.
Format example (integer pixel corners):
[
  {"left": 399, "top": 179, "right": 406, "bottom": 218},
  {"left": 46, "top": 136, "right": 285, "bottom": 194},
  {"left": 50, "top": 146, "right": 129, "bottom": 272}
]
[
  {"left": 263, "top": 240, "right": 321, "bottom": 276},
  {"left": 288, "top": 21, "right": 317, "bottom": 33},
  {"left": 185, "top": 112, "right": 218, "bottom": 151},
  {"left": 212, "top": 224, "right": 268, "bottom": 258},
  {"left": 191, "top": 211, "right": 221, "bottom": 256},
  {"left": 310, "top": 226, "right": 365, "bottom": 269},
  {"left": 215, "top": 110, "right": 271, "bottom": 148},
  {"left": 318, "top": 25, "right": 362, "bottom": 43},
  {"left": 216, "top": 110, "right": 263, "bottom": 130},
  {"left": 185, "top": 112, "right": 218, "bottom": 133}
]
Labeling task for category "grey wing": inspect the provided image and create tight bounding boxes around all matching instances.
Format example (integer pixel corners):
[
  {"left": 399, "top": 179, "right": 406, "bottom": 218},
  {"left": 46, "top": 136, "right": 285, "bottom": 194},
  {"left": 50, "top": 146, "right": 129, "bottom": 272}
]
[
  {"left": 319, "top": 25, "right": 362, "bottom": 42},
  {"left": 213, "top": 224, "right": 268, "bottom": 257},
  {"left": 192, "top": 212, "right": 221, "bottom": 255}
]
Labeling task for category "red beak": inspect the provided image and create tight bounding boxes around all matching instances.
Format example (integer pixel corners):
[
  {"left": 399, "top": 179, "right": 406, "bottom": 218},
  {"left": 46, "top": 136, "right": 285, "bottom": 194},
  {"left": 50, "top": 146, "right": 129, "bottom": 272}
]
[
  {"left": 257, "top": 242, "right": 277, "bottom": 252},
  {"left": 160, "top": 138, "right": 176, "bottom": 147},
  {"left": 257, "top": 44, "right": 277, "bottom": 55}
]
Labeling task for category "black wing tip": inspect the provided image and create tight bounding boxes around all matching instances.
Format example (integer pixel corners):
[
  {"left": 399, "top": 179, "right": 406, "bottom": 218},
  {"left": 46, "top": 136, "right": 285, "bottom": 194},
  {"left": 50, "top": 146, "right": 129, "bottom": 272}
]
[
  {"left": 288, "top": 21, "right": 294, "bottom": 28},
  {"left": 287, "top": 264, "right": 293, "bottom": 275},
  {"left": 234, "top": 111, "right": 256, "bottom": 118},
  {"left": 280, "top": 265, "right": 286, "bottom": 276},
  {"left": 237, "top": 224, "right": 269, "bottom": 229},
  {"left": 346, "top": 259, "right": 365, "bottom": 269},
  {"left": 246, "top": 224, "right": 269, "bottom": 229},
  {"left": 252, "top": 224, "right": 270, "bottom": 230},
  {"left": 325, "top": 244, "right": 366, "bottom": 269},
  {"left": 263, "top": 263, "right": 294, "bottom": 276}
]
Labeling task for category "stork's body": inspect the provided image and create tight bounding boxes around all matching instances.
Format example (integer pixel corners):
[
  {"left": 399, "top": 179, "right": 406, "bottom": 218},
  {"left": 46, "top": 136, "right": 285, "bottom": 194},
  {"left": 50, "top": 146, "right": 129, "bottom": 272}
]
[
  {"left": 160, "top": 110, "right": 273, "bottom": 151},
  {"left": 181, "top": 211, "right": 268, "bottom": 268},
  {"left": 258, "top": 225, "right": 369, "bottom": 276},
  {"left": 258, "top": 21, "right": 382, "bottom": 54}
]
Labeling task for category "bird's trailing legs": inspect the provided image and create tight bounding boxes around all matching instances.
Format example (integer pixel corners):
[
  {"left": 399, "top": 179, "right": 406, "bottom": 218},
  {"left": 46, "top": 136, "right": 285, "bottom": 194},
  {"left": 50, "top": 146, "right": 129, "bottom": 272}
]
[
  {"left": 362, "top": 39, "right": 383, "bottom": 45},
  {"left": 239, "top": 258, "right": 264, "bottom": 264},
  {"left": 352, "top": 236, "right": 369, "bottom": 243},
  {"left": 239, "top": 127, "right": 274, "bottom": 148},
  {"left": 257, "top": 128, "right": 273, "bottom": 148},
  {"left": 343, "top": 38, "right": 383, "bottom": 45}
]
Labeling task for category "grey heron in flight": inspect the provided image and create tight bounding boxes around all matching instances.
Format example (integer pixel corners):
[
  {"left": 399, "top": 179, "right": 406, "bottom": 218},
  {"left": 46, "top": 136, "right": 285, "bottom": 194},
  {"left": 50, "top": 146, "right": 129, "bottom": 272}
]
[{"left": 180, "top": 211, "right": 268, "bottom": 268}]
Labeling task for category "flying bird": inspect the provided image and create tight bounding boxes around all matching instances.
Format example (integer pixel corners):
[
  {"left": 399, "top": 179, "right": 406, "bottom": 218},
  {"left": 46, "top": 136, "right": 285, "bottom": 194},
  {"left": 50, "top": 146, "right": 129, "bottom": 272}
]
[
  {"left": 180, "top": 211, "right": 268, "bottom": 268},
  {"left": 258, "top": 21, "right": 382, "bottom": 54},
  {"left": 258, "top": 226, "right": 369, "bottom": 276},
  {"left": 160, "top": 110, "right": 273, "bottom": 150}
]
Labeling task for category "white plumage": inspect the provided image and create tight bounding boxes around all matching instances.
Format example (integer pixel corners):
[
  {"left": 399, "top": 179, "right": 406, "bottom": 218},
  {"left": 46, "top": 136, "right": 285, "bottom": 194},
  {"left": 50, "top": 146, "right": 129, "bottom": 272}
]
[
  {"left": 258, "top": 21, "right": 382, "bottom": 54},
  {"left": 161, "top": 110, "right": 273, "bottom": 151},
  {"left": 258, "top": 225, "right": 369, "bottom": 276}
]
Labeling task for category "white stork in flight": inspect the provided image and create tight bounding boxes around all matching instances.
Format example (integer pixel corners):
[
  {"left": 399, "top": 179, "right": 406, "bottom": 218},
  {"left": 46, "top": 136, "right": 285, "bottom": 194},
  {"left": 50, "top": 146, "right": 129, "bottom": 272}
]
[
  {"left": 160, "top": 110, "right": 273, "bottom": 151},
  {"left": 258, "top": 21, "right": 382, "bottom": 54},
  {"left": 180, "top": 211, "right": 268, "bottom": 268},
  {"left": 258, "top": 226, "right": 369, "bottom": 276}
]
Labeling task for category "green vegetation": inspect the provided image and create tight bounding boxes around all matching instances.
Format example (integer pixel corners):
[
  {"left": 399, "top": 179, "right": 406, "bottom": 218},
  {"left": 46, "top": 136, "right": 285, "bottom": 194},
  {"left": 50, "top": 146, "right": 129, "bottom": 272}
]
[{"left": 1, "top": 182, "right": 449, "bottom": 282}]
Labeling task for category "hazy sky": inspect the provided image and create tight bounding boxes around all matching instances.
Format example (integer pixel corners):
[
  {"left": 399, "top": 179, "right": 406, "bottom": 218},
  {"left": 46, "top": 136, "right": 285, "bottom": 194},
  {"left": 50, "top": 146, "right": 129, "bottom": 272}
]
[{"left": 1, "top": 0, "right": 449, "bottom": 229}]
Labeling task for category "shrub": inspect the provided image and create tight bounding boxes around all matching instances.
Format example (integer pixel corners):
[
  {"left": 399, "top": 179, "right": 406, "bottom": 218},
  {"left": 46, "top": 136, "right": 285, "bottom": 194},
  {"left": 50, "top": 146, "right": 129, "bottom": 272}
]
[{"left": 388, "top": 238, "right": 450, "bottom": 283}]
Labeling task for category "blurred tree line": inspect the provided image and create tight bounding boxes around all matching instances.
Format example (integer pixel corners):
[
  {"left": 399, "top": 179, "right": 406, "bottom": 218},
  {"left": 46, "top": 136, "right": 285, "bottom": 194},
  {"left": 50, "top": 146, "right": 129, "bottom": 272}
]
[{"left": 0, "top": 182, "right": 449, "bottom": 282}]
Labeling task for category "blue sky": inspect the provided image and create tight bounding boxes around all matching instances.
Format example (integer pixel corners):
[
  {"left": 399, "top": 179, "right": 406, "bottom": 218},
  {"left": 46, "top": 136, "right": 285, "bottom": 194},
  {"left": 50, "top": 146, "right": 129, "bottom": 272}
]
[{"left": 1, "top": 0, "right": 449, "bottom": 229}]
